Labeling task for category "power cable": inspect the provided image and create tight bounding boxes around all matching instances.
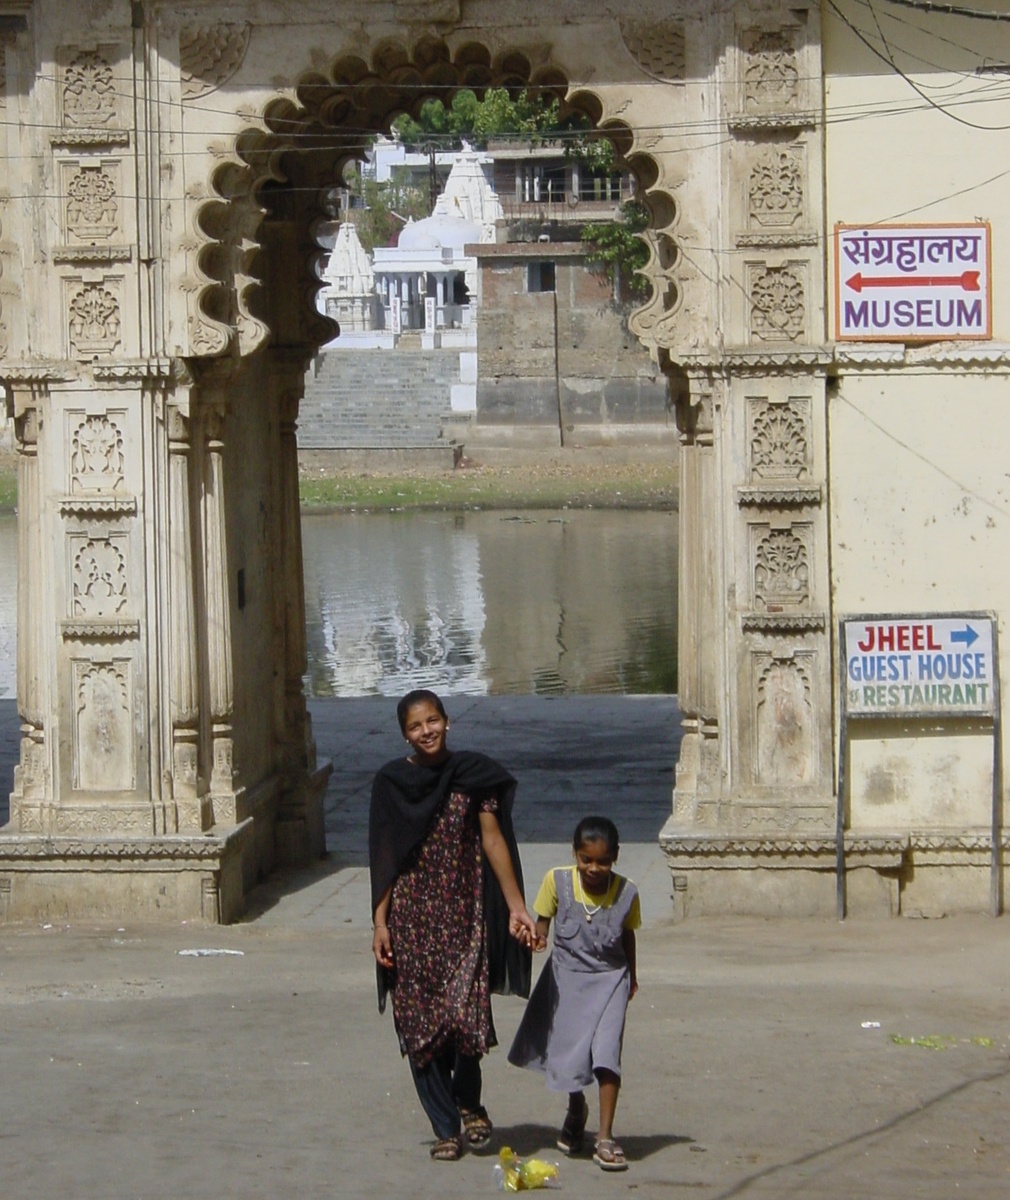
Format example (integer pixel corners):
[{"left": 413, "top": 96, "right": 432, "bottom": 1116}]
[
  {"left": 827, "top": 0, "right": 1010, "bottom": 127},
  {"left": 881, "top": 0, "right": 1010, "bottom": 21}
]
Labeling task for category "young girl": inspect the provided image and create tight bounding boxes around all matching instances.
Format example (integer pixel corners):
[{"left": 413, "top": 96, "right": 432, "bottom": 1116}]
[{"left": 508, "top": 816, "right": 640, "bottom": 1172}]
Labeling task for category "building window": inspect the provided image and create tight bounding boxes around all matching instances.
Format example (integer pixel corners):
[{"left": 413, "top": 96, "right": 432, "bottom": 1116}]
[{"left": 527, "top": 261, "right": 556, "bottom": 293}]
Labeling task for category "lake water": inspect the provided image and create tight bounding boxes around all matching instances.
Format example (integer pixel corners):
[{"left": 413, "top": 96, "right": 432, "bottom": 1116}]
[
  {"left": 0, "top": 508, "right": 678, "bottom": 700},
  {"left": 302, "top": 508, "right": 678, "bottom": 696}
]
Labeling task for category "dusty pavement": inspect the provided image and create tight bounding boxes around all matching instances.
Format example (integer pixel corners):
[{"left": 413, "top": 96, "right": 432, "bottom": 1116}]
[{"left": 0, "top": 697, "right": 1009, "bottom": 1198}]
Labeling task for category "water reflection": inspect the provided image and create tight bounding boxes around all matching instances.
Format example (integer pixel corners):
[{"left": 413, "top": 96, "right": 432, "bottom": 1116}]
[
  {"left": 0, "top": 509, "right": 678, "bottom": 700},
  {"left": 302, "top": 508, "right": 678, "bottom": 696}
]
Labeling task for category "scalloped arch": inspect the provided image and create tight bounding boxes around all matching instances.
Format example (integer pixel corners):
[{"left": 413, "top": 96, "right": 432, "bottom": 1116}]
[{"left": 190, "top": 35, "right": 681, "bottom": 359}]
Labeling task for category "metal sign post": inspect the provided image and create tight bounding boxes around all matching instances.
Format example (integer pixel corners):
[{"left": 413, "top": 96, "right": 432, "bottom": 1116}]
[{"left": 837, "top": 612, "right": 1001, "bottom": 917}]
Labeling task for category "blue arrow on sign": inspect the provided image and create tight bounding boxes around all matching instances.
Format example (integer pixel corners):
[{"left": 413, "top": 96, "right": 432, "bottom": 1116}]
[{"left": 950, "top": 624, "right": 979, "bottom": 648}]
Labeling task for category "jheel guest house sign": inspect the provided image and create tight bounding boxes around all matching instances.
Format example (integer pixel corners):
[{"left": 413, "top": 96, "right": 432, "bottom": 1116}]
[
  {"left": 835, "top": 223, "right": 991, "bottom": 341},
  {"left": 842, "top": 614, "right": 996, "bottom": 718}
]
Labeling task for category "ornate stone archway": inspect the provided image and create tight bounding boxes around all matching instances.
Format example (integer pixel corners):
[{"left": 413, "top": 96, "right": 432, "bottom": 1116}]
[{"left": 0, "top": 0, "right": 837, "bottom": 921}]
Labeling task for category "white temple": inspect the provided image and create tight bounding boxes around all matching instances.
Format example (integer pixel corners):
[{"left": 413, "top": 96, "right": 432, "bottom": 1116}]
[
  {"left": 318, "top": 148, "right": 503, "bottom": 344},
  {"left": 319, "top": 221, "right": 378, "bottom": 334}
]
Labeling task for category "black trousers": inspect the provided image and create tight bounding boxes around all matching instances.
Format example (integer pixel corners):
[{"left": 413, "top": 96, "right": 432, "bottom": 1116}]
[{"left": 408, "top": 1048, "right": 483, "bottom": 1140}]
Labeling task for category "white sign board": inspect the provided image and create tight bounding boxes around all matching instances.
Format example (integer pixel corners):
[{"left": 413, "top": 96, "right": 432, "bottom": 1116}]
[
  {"left": 835, "top": 223, "right": 991, "bottom": 341},
  {"left": 842, "top": 613, "right": 996, "bottom": 717},
  {"left": 424, "top": 297, "right": 436, "bottom": 332}
]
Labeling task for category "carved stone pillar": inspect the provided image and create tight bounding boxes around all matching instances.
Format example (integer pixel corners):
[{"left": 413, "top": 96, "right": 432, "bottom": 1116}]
[
  {"left": 273, "top": 378, "right": 328, "bottom": 865},
  {"left": 668, "top": 369, "right": 723, "bottom": 827},
  {"left": 166, "top": 400, "right": 206, "bottom": 831},
  {"left": 10, "top": 386, "right": 48, "bottom": 825},
  {"left": 201, "top": 402, "right": 240, "bottom": 825}
]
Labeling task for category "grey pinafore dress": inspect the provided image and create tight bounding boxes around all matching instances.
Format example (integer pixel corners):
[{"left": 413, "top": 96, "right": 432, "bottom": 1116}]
[{"left": 507, "top": 867, "right": 637, "bottom": 1092}]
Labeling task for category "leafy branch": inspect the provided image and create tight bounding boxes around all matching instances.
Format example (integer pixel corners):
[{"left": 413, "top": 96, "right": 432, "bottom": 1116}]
[{"left": 581, "top": 200, "right": 651, "bottom": 298}]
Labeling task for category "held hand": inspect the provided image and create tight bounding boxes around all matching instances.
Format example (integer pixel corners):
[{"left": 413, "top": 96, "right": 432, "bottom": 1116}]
[
  {"left": 629, "top": 977, "right": 639, "bottom": 1001},
  {"left": 508, "top": 908, "right": 539, "bottom": 948},
  {"left": 372, "top": 925, "right": 394, "bottom": 969}
]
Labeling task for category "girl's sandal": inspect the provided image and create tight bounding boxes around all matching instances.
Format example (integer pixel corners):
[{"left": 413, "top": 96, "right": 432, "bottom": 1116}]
[
  {"left": 430, "top": 1135, "right": 463, "bottom": 1161},
  {"left": 459, "top": 1105, "right": 493, "bottom": 1150},
  {"left": 557, "top": 1094, "right": 589, "bottom": 1155},
  {"left": 593, "top": 1138, "right": 629, "bottom": 1171}
]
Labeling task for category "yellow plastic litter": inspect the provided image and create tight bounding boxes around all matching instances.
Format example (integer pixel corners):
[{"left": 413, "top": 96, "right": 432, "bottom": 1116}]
[{"left": 493, "top": 1146, "right": 560, "bottom": 1192}]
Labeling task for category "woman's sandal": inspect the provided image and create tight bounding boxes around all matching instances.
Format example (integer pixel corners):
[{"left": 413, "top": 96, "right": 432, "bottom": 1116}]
[
  {"left": 593, "top": 1138, "right": 629, "bottom": 1171},
  {"left": 459, "top": 1106, "right": 493, "bottom": 1150},
  {"left": 430, "top": 1135, "right": 463, "bottom": 1161},
  {"left": 556, "top": 1094, "right": 589, "bottom": 1155}
]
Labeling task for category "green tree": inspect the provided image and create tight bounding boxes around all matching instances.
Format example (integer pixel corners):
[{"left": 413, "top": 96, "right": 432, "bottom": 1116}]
[
  {"left": 345, "top": 165, "right": 429, "bottom": 254},
  {"left": 391, "top": 87, "right": 614, "bottom": 171},
  {"left": 581, "top": 200, "right": 651, "bottom": 299}
]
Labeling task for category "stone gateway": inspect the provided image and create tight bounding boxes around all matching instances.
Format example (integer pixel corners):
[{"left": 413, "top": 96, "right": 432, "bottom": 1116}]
[{"left": 0, "top": 0, "right": 1008, "bottom": 920}]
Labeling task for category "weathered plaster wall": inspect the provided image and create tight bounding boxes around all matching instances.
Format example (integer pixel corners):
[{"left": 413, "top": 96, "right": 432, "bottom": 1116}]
[
  {"left": 822, "top": 2, "right": 1010, "bottom": 914},
  {"left": 474, "top": 252, "right": 672, "bottom": 444}
]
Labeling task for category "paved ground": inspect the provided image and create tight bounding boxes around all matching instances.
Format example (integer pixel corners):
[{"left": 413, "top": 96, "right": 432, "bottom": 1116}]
[{"left": 1, "top": 698, "right": 1009, "bottom": 1198}]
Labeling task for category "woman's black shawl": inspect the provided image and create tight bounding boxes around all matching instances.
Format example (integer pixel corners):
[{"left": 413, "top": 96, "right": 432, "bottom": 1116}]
[{"left": 369, "top": 749, "right": 532, "bottom": 1013}]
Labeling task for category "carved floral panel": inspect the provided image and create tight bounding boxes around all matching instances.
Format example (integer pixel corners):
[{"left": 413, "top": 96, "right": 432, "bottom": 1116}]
[
  {"left": 68, "top": 411, "right": 126, "bottom": 492},
  {"left": 748, "top": 262, "right": 805, "bottom": 342},
  {"left": 66, "top": 280, "right": 122, "bottom": 356},
  {"left": 747, "top": 396, "right": 811, "bottom": 480},
  {"left": 743, "top": 29, "right": 799, "bottom": 112},
  {"left": 751, "top": 522, "right": 811, "bottom": 608},
  {"left": 748, "top": 145, "right": 804, "bottom": 230},
  {"left": 61, "top": 161, "right": 121, "bottom": 244},
  {"left": 70, "top": 534, "right": 128, "bottom": 618},
  {"left": 61, "top": 48, "right": 119, "bottom": 128}
]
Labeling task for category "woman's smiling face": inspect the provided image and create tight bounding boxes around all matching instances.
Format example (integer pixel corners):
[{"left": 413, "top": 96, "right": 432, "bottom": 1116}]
[{"left": 402, "top": 699, "right": 449, "bottom": 765}]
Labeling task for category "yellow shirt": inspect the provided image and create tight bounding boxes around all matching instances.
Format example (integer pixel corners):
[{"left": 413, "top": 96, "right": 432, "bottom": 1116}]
[{"left": 533, "top": 866, "right": 641, "bottom": 930}]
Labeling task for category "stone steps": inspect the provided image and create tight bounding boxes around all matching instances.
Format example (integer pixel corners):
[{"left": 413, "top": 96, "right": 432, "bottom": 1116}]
[{"left": 299, "top": 348, "right": 460, "bottom": 448}]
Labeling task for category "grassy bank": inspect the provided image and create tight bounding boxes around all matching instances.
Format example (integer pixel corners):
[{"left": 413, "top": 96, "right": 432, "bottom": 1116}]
[
  {"left": 298, "top": 460, "right": 679, "bottom": 512},
  {"left": 0, "top": 461, "right": 680, "bottom": 515}
]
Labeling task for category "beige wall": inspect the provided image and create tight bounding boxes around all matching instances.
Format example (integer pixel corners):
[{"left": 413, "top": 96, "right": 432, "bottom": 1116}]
[{"left": 825, "top": 3, "right": 1010, "bottom": 841}]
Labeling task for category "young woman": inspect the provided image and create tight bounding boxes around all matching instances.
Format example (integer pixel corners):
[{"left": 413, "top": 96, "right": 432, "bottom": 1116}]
[{"left": 369, "top": 689, "right": 537, "bottom": 1161}]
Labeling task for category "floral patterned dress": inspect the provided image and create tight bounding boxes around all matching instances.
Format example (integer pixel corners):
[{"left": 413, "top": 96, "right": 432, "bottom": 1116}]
[{"left": 387, "top": 788, "right": 499, "bottom": 1066}]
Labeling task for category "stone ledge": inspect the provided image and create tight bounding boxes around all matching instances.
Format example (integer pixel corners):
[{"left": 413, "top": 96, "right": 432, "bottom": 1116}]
[{"left": 0, "top": 820, "right": 254, "bottom": 922}]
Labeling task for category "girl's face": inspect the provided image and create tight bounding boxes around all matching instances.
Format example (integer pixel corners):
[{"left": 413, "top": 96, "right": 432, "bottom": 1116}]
[
  {"left": 575, "top": 837, "right": 616, "bottom": 895},
  {"left": 402, "top": 699, "right": 449, "bottom": 765}
]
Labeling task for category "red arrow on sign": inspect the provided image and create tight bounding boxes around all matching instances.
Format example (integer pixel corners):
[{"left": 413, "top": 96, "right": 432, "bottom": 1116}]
[{"left": 846, "top": 270, "right": 980, "bottom": 293}]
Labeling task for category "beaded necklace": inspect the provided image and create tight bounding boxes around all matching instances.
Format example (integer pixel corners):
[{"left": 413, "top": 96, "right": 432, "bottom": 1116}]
[{"left": 574, "top": 870, "right": 609, "bottom": 923}]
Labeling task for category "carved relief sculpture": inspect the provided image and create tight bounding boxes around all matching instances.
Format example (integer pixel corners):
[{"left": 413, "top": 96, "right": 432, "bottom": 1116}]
[
  {"left": 179, "top": 24, "right": 252, "bottom": 100},
  {"left": 68, "top": 284, "right": 121, "bottom": 356},
  {"left": 62, "top": 50, "right": 116, "bottom": 127},
  {"left": 74, "top": 660, "right": 134, "bottom": 791},
  {"left": 72, "top": 537, "right": 128, "bottom": 617},
  {"left": 753, "top": 526, "right": 810, "bottom": 608},
  {"left": 755, "top": 655, "right": 813, "bottom": 785},
  {"left": 66, "top": 166, "right": 119, "bottom": 242},
  {"left": 749, "top": 264, "right": 805, "bottom": 342},
  {"left": 749, "top": 146, "right": 803, "bottom": 229},
  {"left": 749, "top": 397, "right": 809, "bottom": 479},
  {"left": 71, "top": 413, "right": 125, "bottom": 491},
  {"left": 619, "top": 18, "right": 686, "bottom": 83},
  {"left": 744, "top": 30, "right": 799, "bottom": 112}
]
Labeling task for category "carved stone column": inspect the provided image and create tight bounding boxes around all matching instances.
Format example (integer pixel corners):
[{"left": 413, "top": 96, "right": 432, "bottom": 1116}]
[
  {"left": 9, "top": 384, "right": 48, "bottom": 827},
  {"left": 667, "top": 368, "right": 724, "bottom": 828},
  {"left": 201, "top": 401, "right": 240, "bottom": 825},
  {"left": 166, "top": 400, "right": 205, "bottom": 831},
  {"left": 273, "top": 377, "right": 328, "bottom": 865}
]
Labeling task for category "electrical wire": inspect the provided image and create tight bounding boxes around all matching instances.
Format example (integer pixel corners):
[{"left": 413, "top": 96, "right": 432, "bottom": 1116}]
[
  {"left": 881, "top": 0, "right": 1010, "bottom": 21},
  {"left": 826, "top": 0, "right": 1010, "bottom": 127}
]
